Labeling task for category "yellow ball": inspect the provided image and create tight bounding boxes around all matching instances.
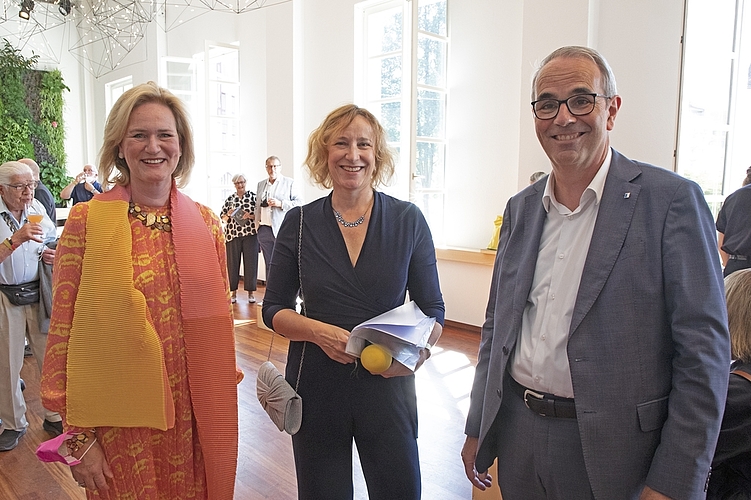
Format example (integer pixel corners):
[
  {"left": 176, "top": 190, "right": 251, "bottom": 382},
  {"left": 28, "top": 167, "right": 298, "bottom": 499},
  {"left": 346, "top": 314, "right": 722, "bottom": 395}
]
[{"left": 360, "top": 344, "right": 392, "bottom": 374}]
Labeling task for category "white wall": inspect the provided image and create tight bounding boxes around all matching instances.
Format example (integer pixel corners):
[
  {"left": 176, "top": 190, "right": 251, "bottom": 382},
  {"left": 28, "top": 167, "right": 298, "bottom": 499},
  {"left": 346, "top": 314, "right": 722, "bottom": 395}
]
[{"left": 45, "top": 0, "right": 686, "bottom": 326}]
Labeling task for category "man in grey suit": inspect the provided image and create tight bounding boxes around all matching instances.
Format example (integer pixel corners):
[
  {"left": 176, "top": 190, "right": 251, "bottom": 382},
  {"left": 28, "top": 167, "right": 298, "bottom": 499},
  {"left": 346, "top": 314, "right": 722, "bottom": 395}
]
[
  {"left": 461, "top": 46, "right": 730, "bottom": 499},
  {"left": 256, "top": 156, "right": 302, "bottom": 279}
]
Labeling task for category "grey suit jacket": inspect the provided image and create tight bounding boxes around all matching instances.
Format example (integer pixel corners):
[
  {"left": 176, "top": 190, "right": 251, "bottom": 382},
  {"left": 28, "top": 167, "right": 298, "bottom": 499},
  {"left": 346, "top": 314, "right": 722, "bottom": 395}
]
[
  {"left": 466, "top": 150, "right": 730, "bottom": 499},
  {"left": 256, "top": 175, "right": 302, "bottom": 237}
]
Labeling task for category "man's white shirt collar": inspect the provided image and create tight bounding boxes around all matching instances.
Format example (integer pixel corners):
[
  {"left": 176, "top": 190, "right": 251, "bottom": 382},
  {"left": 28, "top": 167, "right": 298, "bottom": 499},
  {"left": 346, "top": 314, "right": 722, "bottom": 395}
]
[{"left": 542, "top": 147, "right": 613, "bottom": 213}]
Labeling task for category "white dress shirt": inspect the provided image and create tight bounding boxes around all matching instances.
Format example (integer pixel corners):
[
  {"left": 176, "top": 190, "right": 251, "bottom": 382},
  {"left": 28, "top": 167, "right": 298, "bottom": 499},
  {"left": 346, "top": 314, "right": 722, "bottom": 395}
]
[
  {"left": 258, "top": 179, "right": 281, "bottom": 227},
  {"left": 510, "top": 149, "right": 612, "bottom": 398}
]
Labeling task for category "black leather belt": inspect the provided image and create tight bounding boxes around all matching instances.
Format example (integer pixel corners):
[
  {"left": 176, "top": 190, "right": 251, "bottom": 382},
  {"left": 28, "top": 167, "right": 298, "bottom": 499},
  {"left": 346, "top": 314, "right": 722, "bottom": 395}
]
[
  {"left": 508, "top": 376, "right": 577, "bottom": 419},
  {"left": 729, "top": 255, "right": 749, "bottom": 261}
]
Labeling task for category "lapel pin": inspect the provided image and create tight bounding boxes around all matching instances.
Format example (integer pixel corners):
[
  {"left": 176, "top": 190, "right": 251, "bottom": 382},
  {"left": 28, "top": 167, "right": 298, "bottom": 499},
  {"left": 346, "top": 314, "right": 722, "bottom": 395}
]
[{"left": 623, "top": 192, "right": 631, "bottom": 199}]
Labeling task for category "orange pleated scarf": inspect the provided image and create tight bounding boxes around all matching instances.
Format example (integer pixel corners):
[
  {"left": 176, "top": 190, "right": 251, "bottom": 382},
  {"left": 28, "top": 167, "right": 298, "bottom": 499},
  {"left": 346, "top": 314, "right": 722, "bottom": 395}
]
[{"left": 65, "top": 183, "right": 238, "bottom": 500}]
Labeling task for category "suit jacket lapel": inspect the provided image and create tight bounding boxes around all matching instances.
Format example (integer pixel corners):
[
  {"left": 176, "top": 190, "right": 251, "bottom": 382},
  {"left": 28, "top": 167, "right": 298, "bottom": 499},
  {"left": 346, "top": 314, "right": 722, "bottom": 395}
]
[
  {"left": 509, "top": 186, "right": 548, "bottom": 329},
  {"left": 569, "top": 151, "right": 642, "bottom": 337}
]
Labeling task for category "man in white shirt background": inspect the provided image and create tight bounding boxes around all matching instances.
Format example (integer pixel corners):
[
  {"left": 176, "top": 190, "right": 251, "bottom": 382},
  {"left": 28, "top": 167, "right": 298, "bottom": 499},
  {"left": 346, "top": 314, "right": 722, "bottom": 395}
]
[{"left": 256, "top": 156, "right": 302, "bottom": 281}]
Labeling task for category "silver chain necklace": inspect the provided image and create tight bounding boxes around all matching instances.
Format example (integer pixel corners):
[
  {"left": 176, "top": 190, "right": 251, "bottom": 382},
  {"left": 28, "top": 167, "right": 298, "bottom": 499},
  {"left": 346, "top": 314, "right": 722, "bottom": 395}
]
[{"left": 333, "top": 209, "right": 365, "bottom": 227}]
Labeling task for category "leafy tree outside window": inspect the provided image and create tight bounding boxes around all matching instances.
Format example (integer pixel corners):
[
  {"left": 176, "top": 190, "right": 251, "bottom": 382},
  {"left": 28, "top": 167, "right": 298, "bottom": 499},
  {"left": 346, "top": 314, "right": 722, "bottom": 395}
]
[{"left": 357, "top": 0, "right": 448, "bottom": 244}]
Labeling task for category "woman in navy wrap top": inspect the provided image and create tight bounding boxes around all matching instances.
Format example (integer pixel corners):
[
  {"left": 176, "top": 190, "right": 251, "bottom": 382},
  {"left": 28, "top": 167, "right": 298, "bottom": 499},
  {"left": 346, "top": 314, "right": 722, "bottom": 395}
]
[{"left": 262, "top": 104, "right": 444, "bottom": 500}]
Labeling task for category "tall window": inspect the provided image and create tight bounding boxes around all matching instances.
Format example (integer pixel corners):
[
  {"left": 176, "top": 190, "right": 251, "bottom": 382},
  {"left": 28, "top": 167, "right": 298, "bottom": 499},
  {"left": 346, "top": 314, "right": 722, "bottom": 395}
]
[
  {"left": 161, "top": 56, "right": 203, "bottom": 201},
  {"left": 206, "top": 43, "right": 240, "bottom": 211},
  {"left": 677, "top": 0, "right": 751, "bottom": 215},
  {"left": 105, "top": 76, "right": 133, "bottom": 119},
  {"left": 161, "top": 44, "right": 239, "bottom": 209},
  {"left": 356, "top": 0, "right": 449, "bottom": 244}
]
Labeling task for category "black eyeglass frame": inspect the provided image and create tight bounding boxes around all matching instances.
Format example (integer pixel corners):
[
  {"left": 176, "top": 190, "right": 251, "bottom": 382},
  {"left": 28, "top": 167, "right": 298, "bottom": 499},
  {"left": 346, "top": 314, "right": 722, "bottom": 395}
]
[
  {"left": 3, "top": 181, "right": 39, "bottom": 191},
  {"left": 531, "top": 93, "right": 612, "bottom": 120}
]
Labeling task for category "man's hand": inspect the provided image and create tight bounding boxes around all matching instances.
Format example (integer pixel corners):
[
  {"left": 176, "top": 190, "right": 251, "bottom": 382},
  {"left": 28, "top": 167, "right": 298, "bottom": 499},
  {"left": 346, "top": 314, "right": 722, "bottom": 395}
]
[
  {"left": 461, "top": 436, "right": 493, "bottom": 490},
  {"left": 41, "top": 247, "right": 55, "bottom": 265},
  {"left": 640, "top": 486, "right": 673, "bottom": 500},
  {"left": 14, "top": 221, "right": 43, "bottom": 244}
]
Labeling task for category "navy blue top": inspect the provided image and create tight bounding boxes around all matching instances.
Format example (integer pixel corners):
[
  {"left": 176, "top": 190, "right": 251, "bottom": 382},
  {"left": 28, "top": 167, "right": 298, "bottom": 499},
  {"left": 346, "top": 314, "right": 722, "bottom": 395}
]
[
  {"left": 67, "top": 181, "right": 102, "bottom": 205},
  {"left": 264, "top": 191, "right": 444, "bottom": 329},
  {"left": 708, "top": 360, "right": 751, "bottom": 498},
  {"left": 263, "top": 191, "right": 444, "bottom": 378},
  {"left": 717, "top": 184, "right": 751, "bottom": 257},
  {"left": 35, "top": 181, "right": 56, "bottom": 223}
]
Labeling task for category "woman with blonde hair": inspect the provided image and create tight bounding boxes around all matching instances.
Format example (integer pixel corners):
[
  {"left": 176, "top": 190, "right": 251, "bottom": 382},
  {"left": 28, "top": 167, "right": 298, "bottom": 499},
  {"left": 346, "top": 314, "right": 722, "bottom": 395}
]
[
  {"left": 708, "top": 268, "right": 751, "bottom": 498},
  {"left": 40, "top": 82, "right": 238, "bottom": 499},
  {"left": 263, "top": 104, "right": 444, "bottom": 499}
]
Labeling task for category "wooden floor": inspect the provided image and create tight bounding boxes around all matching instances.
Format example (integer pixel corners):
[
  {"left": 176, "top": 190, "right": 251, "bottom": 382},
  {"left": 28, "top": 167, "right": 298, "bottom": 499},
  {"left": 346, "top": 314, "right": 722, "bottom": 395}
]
[{"left": 0, "top": 285, "right": 480, "bottom": 499}]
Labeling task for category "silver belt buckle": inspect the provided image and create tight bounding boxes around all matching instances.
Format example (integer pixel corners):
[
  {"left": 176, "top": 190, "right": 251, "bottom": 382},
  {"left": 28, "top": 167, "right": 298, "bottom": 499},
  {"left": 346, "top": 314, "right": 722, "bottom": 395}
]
[{"left": 523, "top": 388, "right": 544, "bottom": 410}]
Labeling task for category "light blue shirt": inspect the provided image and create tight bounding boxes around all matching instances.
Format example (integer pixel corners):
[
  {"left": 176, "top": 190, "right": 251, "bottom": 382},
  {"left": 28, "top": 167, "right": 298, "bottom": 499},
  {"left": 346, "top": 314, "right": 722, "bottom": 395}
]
[{"left": 0, "top": 198, "right": 56, "bottom": 285}]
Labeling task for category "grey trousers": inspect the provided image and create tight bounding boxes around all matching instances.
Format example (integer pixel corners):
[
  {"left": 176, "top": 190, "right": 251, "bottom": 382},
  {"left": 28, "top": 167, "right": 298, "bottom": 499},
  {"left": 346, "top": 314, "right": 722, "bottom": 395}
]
[{"left": 0, "top": 294, "right": 59, "bottom": 431}]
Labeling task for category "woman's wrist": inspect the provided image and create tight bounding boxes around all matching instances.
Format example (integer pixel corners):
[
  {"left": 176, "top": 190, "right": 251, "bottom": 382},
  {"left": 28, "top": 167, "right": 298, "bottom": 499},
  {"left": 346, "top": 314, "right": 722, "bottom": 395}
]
[{"left": 65, "top": 429, "right": 96, "bottom": 456}]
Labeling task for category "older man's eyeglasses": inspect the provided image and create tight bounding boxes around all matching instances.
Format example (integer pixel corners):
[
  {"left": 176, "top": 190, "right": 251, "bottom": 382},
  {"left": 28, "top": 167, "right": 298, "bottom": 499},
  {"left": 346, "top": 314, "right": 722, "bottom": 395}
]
[
  {"left": 531, "top": 93, "right": 611, "bottom": 120},
  {"left": 4, "top": 181, "right": 39, "bottom": 191}
]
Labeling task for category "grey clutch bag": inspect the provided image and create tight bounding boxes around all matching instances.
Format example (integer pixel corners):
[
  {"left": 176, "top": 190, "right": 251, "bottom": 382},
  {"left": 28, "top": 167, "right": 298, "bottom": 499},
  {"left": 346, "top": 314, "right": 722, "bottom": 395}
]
[
  {"left": 256, "top": 361, "right": 302, "bottom": 434},
  {"left": 255, "top": 205, "right": 306, "bottom": 435}
]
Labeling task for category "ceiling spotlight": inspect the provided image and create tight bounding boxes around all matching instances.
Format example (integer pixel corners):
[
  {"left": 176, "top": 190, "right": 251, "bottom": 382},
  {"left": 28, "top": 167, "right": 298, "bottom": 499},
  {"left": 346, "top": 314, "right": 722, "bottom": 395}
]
[
  {"left": 58, "top": 0, "right": 71, "bottom": 15},
  {"left": 19, "top": 0, "right": 33, "bottom": 19}
]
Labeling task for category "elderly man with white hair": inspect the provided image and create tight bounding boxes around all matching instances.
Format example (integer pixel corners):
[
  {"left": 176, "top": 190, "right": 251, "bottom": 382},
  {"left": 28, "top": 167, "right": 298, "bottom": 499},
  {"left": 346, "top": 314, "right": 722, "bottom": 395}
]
[
  {"left": 59, "top": 163, "right": 102, "bottom": 205},
  {"left": 0, "top": 161, "right": 60, "bottom": 451}
]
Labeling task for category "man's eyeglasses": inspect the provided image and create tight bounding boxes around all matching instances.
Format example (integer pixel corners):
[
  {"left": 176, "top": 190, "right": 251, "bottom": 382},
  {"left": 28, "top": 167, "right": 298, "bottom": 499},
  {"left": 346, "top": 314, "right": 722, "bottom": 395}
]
[
  {"left": 531, "top": 93, "right": 611, "bottom": 120},
  {"left": 4, "top": 181, "right": 39, "bottom": 192}
]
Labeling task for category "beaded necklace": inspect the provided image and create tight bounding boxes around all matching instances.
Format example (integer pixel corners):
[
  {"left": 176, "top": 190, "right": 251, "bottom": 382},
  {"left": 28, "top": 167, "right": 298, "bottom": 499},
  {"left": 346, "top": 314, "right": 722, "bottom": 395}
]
[{"left": 333, "top": 209, "right": 366, "bottom": 227}]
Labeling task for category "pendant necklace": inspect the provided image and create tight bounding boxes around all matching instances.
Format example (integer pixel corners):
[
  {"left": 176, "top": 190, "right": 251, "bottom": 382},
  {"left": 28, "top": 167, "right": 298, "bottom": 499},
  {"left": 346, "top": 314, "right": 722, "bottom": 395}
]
[{"left": 129, "top": 201, "right": 172, "bottom": 232}]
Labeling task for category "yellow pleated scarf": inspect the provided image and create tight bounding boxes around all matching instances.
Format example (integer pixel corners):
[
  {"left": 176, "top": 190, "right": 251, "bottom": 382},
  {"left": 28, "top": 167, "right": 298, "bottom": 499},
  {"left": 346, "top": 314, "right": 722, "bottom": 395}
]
[
  {"left": 66, "top": 195, "right": 174, "bottom": 429},
  {"left": 66, "top": 183, "right": 238, "bottom": 500}
]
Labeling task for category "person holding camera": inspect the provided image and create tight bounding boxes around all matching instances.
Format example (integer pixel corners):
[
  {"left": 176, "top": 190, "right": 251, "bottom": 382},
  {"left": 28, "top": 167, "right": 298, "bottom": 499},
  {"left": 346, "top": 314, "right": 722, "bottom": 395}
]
[
  {"left": 256, "top": 156, "right": 302, "bottom": 279},
  {"left": 60, "top": 164, "right": 102, "bottom": 206}
]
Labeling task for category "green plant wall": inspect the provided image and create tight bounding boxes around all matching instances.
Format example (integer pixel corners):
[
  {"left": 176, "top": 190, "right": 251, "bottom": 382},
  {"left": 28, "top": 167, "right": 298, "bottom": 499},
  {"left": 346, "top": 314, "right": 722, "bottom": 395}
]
[{"left": 0, "top": 39, "right": 71, "bottom": 205}]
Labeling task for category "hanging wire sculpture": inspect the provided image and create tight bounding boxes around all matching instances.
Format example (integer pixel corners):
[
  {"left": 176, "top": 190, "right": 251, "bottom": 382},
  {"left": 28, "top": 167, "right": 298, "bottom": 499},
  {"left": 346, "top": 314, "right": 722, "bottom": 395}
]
[
  {"left": 68, "top": 0, "right": 154, "bottom": 77},
  {"left": 0, "top": 0, "right": 67, "bottom": 64},
  {"left": 0, "top": 0, "right": 291, "bottom": 76}
]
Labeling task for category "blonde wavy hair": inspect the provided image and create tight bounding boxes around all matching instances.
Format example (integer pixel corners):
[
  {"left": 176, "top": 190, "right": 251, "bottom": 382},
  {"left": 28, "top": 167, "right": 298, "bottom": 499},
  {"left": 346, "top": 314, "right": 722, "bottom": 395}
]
[
  {"left": 98, "top": 81, "right": 195, "bottom": 189},
  {"left": 304, "top": 104, "right": 395, "bottom": 190}
]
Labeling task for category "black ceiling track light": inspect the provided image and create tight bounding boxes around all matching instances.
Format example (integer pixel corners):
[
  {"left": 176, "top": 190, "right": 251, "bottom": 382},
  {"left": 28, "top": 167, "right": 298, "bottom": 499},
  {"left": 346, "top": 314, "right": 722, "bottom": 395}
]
[
  {"left": 58, "top": 0, "right": 71, "bottom": 16},
  {"left": 19, "top": 0, "right": 34, "bottom": 19}
]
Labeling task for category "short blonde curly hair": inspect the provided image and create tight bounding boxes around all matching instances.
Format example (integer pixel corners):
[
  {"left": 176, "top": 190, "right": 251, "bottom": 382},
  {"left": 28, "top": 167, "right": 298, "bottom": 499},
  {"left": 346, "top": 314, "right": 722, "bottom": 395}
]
[{"left": 304, "top": 104, "right": 395, "bottom": 190}]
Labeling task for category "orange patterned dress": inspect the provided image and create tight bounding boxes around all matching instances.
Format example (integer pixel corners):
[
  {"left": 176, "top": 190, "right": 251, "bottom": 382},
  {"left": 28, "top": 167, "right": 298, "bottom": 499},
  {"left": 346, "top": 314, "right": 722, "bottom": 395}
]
[{"left": 42, "top": 201, "right": 230, "bottom": 499}]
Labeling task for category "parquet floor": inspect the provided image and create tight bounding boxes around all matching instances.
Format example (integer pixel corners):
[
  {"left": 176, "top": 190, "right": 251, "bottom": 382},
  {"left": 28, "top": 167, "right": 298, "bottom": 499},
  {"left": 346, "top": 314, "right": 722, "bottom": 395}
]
[{"left": 0, "top": 285, "right": 480, "bottom": 499}]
